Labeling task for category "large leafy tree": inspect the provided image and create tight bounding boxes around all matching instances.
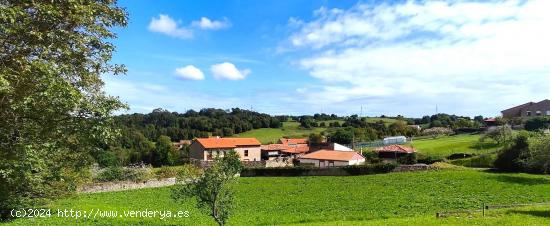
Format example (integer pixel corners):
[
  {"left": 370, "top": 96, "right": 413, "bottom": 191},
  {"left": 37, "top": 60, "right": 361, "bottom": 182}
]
[{"left": 0, "top": 0, "right": 127, "bottom": 213}]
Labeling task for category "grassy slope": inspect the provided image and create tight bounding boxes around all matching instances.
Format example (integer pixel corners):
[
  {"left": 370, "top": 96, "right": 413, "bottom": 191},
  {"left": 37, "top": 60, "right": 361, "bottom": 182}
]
[
  {"left": 6, "top": 169, "right": 550, "bottom": 226},
  {"left": 232, "top": 121, "right": 327, "bottom": 144},
  {"left": 408, "top": 134, "right": 500, "bottom": 158}
]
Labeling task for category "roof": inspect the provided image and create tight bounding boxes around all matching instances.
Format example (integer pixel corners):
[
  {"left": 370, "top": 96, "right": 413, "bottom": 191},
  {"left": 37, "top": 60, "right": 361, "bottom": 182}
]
[
  {"left": 195, "top": 137, "right": 261, "bottom": 149},
  {"left": 279, "top": 138, "right": 308, "bottom": 145},
  {"left": 374, "top": 145, "right": 416, "bottom": 154},
  {"left": 484, "top": 118, "right": 496, "bottom": 122},
  {"left": 261, "top": 144, "right": 310, "bottom": 154},
  {"left": 501, "top": 101, "right": 534, "bottom": 113},
  {"left": 300, "top": 150, "right": 365, "bottom": 161}
]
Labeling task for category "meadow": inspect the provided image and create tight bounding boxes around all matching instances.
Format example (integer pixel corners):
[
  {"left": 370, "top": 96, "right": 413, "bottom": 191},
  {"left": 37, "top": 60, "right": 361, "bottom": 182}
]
[
  {"left": 5, "top": 168, "right": 550, "bottom": 225},
  {"left": 232, "top": 121, "right": 328, "bottom": 144},
  {"left": 407, "top": 134, "right": 500, "bottom": 158}
]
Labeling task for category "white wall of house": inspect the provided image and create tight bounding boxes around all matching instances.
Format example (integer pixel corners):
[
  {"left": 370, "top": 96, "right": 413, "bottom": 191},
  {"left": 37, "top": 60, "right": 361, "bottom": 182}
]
[{"left": 299, "top": 158, "right": 365, "bottom": 168}]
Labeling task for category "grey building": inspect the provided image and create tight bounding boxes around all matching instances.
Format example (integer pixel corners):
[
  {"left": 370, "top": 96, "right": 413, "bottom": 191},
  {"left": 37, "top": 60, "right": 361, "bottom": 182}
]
[{"left": 502, "top": 99, "right": 550, "bottom": 118}]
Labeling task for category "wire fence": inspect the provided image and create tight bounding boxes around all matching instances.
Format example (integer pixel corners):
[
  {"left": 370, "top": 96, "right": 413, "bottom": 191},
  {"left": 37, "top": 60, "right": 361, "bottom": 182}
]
[{"left": 436, "top": 202, "right": 550, "bottom": 218}]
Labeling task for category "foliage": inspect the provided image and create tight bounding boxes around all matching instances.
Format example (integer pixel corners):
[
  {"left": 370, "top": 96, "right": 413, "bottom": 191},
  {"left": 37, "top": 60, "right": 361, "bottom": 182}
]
[
  {"left": 6, "top": 170, "right": 550, "bottom": 225},
  {"left": 524, "top": 117, "right": 550, "bottom": 131},
  {"left": 172, "top": 151, "right": 242, "bottom": 226},
  {"left": 481, "top": 125, "right": 514, "bottom": 145},
  {"left": 521, "top": 134, "right": 550, "bottom": 173},
  {"left": 421, "top": 127, "right": 454, "bottom": 138},
  {"left": 0, "top": 0, "right": 127, "bottom": 214},
  {"left": 308, "top": 133, "right": 324, "bottom": 147},
  {"left": 450, "top": 154, "right": 495, "bottom": 168},
  {"left": 329, "top": 128, "right": 354, "bottom": 144},
  {"left": 494, "top": 131, "right": 531, "bottom": 172},
  {"left": 94, "top": 167, "right": 152, "bottom": 183},
  {"left": 397, "top": 153, "right": 417, "bottom": 165}
]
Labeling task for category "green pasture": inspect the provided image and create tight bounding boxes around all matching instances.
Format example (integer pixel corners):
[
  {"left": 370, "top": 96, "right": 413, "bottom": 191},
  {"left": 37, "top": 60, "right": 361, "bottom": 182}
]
[{"left": 5, "top": 169, "right": 550, "bottom": 225}]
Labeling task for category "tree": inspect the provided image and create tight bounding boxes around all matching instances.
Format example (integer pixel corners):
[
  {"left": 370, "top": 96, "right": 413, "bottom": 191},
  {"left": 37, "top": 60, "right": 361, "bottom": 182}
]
[
  {"left": 481, "top": 125, "right": 514, "bottom": 145},
  {"left": 521, "top": 134, "right": 550, "bottom": 173},
  {"left": 172, "top": 151, "right": 243, "bottom": 226},
  {"left": 494, "top": 131, "right": 530, "bottom": 172},
  {"left": 153, "top": 135, "right": 175, "bottom": 166},
  {"left": 308, "top": 133, "right": 324, "bottom": 147},
  {"left": 525, "top": 117, "right": 550, "bottom": 131},
  {"left": 0, "top": 0, "right": 127, "bottom": 215}
]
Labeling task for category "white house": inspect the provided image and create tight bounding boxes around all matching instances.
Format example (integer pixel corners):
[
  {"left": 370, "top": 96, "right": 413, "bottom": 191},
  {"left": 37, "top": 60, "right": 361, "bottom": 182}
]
[{"left": 299, "top": 150, "right": 365, "bottom": 168}]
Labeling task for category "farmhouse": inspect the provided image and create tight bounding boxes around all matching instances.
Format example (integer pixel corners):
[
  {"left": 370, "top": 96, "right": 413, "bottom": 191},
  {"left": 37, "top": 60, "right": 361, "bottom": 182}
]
[
  {"left": 502, "top": 99, "right": 550, "bottom": 118},
  {"left": 299, "top": 150, "right": 365, "bottom": 168},
  {"left": 189, "top": 137, "right": 261, "bottom": 161},
  {"left": 374, "top": 145, "right": 416, "bottom": 159}
]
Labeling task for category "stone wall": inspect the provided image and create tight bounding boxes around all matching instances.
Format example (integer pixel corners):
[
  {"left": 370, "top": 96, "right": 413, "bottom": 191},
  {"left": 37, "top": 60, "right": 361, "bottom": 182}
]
[{"left": 79, "top": 178, "right": 176, "bottom": 193}]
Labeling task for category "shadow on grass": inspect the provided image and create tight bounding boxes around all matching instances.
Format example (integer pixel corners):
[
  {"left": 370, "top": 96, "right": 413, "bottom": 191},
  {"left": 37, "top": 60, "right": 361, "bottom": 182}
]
[
  {"left": 508, "top": 209, "right": 550, "bottom": 218},
  {"left": 493, "top": 175, "right": 550, "bottom": 185}
]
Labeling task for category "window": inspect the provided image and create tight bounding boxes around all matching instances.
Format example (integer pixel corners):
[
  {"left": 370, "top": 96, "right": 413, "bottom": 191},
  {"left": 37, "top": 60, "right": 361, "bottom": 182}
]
[
  {"left": 536, "top": 111, "right": 542, "bottom": 116},
  {"left": 547, "top": 111, "right": 550, "bottom": 116},
  {"left": 526, "top": 111, "right": 532, "bottom": 116},
  {"left": 244, "top": 150, "right": 249, "bottom": 157}
]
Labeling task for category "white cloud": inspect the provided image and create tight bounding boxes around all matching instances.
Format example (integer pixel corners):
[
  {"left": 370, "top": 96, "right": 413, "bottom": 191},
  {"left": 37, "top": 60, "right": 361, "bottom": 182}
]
[
  {"left": 148, "top": 14, "right": 193, "bottom": 39},
  {"left": 286, "top": 0, "right": 550, "bottom": 117},
  {"left": 175, "top": 65, "right": 205, "bottom": 80},
  {"left": 192, "top": 17, "right": 231, "bottom": 30},
  {"left": 211, "top": 62, "right": 251, "bottom": 80}
]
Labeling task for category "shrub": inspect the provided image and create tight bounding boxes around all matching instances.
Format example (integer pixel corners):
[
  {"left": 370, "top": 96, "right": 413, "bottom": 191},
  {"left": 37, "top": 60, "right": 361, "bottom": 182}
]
[
  {"left": 450, "top": 154, "right": 495, "bottom": 168},
  {"left": 154, "top": 166, "right": 180, "bottom": 179},
  {"left": 481, "top": 125, "right": 514, "bottom": 145},
  {"left": 525, "top": 117, "right": 550, "bottom": 131},
  {"left": 521, "top": 134, "right": 550, "bottom": 173},
  {"left": 447, "top": 153, "right": 474, "bottom": 160},
  {"left": 494, "top": 132, "right": 530, "bottom": 172},
  {"left": 240, "top": 163, "right": 397, "bottom": 177},
  {"left": 397, "top": 153, "right": 417, "bottom": 165}
]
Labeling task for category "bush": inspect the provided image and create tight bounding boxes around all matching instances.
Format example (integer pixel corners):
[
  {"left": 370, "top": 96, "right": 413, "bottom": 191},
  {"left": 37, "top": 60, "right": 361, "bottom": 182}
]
[
  {"left": 154, "top": 166, "right": 180, "bottom": 179},
  {"left": 450, "top": 154, "right": 495, "bottom": 168},
  {"left": 94, "top": 167, "right": 152, "bottom": 182},
  {"left": 416, "top": 153, "right": 445, "bottom": 164},
  {"left": 240, "top": 163, "right": 397, "bottom": 177},
  {"left": 494, "top": 133, "right": 529, "bottom": 172},
  {"left": 397, "top": 153, "right": 417, "bottom": 165},
  {"left": 447, "top": 153, "right": 474, "bottom": 160},
  {"left": 525, "top": 117, "right": 550, "bottom": 131}
]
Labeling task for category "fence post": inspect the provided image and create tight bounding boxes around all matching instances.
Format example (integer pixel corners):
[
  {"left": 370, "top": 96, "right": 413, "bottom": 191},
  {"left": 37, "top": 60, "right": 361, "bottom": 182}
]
[{"left": 482, "top": 203, "right": 485, "bottom": 217}]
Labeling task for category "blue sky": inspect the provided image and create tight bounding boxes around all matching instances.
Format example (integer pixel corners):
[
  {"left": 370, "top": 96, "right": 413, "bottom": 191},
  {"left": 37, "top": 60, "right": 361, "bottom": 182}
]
[{"left": 104, "top": 0, "right": 550, "bottom": 117}]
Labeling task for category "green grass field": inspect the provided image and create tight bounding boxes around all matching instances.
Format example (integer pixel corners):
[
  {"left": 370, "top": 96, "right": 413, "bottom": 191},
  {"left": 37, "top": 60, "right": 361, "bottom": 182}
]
[
  {"left": 408, "top": 134, "right": 500, "bottom": 158},
  {"left": 232, "top": 121, "right": 327, "bottom": 144},
  {"left": 5, "top": 169, "right": 550, "bottom": 225},
  {"left": 364, "top": 117, "right": 399, "bottom": 125}
]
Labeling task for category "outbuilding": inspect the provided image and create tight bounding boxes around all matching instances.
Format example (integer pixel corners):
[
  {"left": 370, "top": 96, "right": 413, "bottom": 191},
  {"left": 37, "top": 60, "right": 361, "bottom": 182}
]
[{"left": 299, "top": 150, "right": 365, "bottom": 168}]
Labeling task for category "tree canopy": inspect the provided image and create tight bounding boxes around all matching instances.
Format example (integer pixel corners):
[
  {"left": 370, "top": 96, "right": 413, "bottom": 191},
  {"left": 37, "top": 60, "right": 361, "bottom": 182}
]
[{"left": 1, "top": 0, "right": 127, "bottom": 212}]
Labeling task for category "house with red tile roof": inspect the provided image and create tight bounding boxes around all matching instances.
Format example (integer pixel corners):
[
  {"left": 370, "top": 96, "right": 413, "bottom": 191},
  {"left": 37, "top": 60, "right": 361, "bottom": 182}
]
[
  {"left": 189, "top": 137, "right": 261, "bottom": 161},
  {"left": 374, "top": 145, "right": 416, "bottom": 159},
  {"left": 299, "top": 150, "right": 365, "bottom": 167}
]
